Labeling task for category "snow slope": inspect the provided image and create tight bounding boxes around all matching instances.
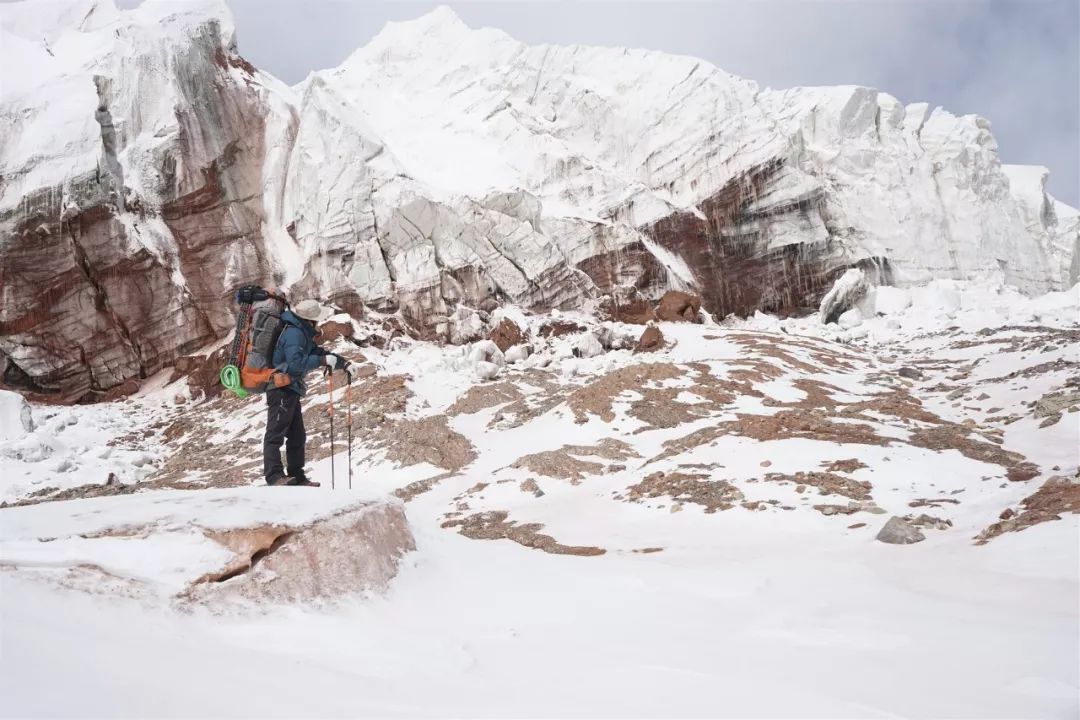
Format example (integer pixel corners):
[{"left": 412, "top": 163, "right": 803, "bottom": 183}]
[{"left": 1, "top": 279, "right": 1077, "bottom": 717}]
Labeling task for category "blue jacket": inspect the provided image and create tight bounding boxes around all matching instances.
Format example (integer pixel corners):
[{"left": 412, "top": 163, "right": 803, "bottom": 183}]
[{"left": 272, "top": 310, "right": 327, "bottom": 396}]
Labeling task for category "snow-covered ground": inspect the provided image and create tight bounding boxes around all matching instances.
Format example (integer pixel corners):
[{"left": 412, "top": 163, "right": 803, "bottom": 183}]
[{"left": 2, "top": 279, "right": 1078, "bottom": 717}]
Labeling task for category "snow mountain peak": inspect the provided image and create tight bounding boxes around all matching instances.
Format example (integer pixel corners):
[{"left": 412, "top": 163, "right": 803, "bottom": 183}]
[{"left": 0, "top": 1, "right": 1077, "bottom": 400}]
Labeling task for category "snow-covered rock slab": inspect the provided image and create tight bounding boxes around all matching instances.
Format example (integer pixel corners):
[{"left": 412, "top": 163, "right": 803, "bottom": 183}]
[{"left": 0, "top": 487, "right": 415, "bottom": 604}]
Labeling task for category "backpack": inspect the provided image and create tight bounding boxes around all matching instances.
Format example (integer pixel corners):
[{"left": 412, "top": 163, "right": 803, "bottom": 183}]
[{"left": 220, "top": 285, "right": 291, "bottom": 398}]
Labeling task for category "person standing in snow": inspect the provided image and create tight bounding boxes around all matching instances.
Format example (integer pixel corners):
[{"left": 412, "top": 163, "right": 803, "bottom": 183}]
[{"left": 264, "top": 299, "right": 351, "bottom": 486}]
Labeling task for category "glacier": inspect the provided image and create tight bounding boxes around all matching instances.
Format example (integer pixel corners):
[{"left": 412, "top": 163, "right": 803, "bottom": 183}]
[{"left": 0, "top": 0, "right": 1076, "bottom": 399}]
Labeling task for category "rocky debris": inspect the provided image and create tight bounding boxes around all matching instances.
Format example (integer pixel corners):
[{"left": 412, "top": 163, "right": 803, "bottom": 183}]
[
  {"left": 1004, "top": 465, "right": 1039, "bottom": 482},
  {"left": 626, "top": 470, "right": 744, "bottom": 513},
  {"left": 975, "top": 474, "right": 1080, "bottom": 544},
  {"left": 634, "top": 325, "right": 664, "bottom": 353},
  {"left": 443, "top": 511, "right": 605, "bottom": 556},
  {"left": 1, "top": 477, "right": 139, "bottom": 508},
  {"left": 447, "top": 381, "right": 523, "bottom": 416},
  {"left": 444, "top": 306, "right": 487, "bottom": 345},
  {"left": 815, "top": 502, "right": 868, "bottom": 516},
  {"left": 600, "top": 288, "right": 656, "bottom": 325},
  {"left": 488, "top": 318, "right": 524, "bottom": 353},
  {"left": 730, "top": 410, "right": 889, "bottom": 447},
  {"left": 538, "top": 320, "right": 586, "bottom": 338},
  {"left": 655, "top": 291, "right": 702, "bottom": 323},
  {"left": 875, "top": 516, "right": 926, "bottom": 544},
  {"left": 765, "top": 471, "right": 872, "bottom": 500},
  {"left": 394, "top": 472, "right": 457, "bottom": 503},
  {"left": 373, "top": 415, "right": 477, "bottom": 472},
  {"left": 897, "top": 366, "right": 924, "bottom": 380},
  {"left": 821, "top": 458, "right": 869, "bottom": 473},
  {"left": 187, "top": 501, "right": 415, "bottom": 605},
  {"left": 566, "top": 363, "right": 683, "bottom": 423},
  {"left": 908, "top": 498, "right": 961, "bottom": 509},
  {"left": 520, "top": 478, "right": 542, "bottom": 496},
  {"left": 904, "top": 514, "right": 953, "bottom": 530},
  {"left": 317, "top": 320, "right": 355, "bottom": 341},
  {"left": 1033, "top": 389, "right": 1080, "bottom": 418},
  {"left": 908, "top": 425, "right": 1038, "bottom": 480},
  {"left": 510, "top": 439, "right": 638, "bottom": 483}
]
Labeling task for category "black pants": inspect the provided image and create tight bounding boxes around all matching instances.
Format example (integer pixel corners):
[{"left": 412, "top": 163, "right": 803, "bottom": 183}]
[{"left": 264, "top": 388, "right": 306, "bottom": 482}]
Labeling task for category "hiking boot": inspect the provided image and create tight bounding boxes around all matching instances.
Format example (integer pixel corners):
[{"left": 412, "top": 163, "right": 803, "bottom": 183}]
[
  {"left": 266, "top": 475, "right": 293, "bottom": 486},
  {"left": 286, "top": 477, "right": 321, "bottom": 487}
]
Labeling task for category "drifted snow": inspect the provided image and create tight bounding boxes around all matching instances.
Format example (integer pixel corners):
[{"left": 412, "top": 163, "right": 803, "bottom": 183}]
[{"left": 1, "top": 278, "right": 1077, "bottom": 717}]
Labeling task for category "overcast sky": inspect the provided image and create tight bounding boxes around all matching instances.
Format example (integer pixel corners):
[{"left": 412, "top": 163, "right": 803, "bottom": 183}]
[{"left": 147, "top": 0, "right": 1080, "bottom": 204}]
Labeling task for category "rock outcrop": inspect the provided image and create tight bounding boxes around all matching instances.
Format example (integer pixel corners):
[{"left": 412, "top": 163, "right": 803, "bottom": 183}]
[{"left": 1, "top": 2, "right": 1075, "bottom": 399}]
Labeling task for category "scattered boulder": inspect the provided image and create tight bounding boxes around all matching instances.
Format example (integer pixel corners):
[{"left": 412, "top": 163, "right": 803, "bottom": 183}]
[
  {"left": 573, "top": 332, "right": 605, "bottom": 358},
  {"left": 819, "top": 268, "right": 869, "bottom": 324},
  {"left": 634, "top": 325, "right": 664, "bottom": 353},
  {"left": 897, "top": 366, "right": 924, "bottom": 380},
  {"left": 655, "top": 291, "right": 702, "bottom": 323},
  {"left": 189, "top": 501, "right": 415, "bottom": 605},
  {"left": 470, "top": 339, "right": 505, "bottom": 367},
  {"left": 875, "top": 516, "right": 926, "bottom": 544},
  {"left": 0, "top": 389, "right": 35, "bottom": 442},
  {"left": 476, "top": 361, "right": 502, "bottom": 381},
  {"left": 446, "top": 306, "right": 486, "bottom": 345},
  {"left": 488, "top": 318, "right": 524, "bottom": 353},
  {"left": 504, "top": 345, "right": 530, "bottom": 364}
]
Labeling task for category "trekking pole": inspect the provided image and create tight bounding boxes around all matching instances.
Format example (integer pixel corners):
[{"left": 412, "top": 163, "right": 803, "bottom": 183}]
[
  {"left": 346, "top": 370, "right": 354, "bottom": 490},
  {"left": 327, "top": 368, "right": 336, "bottom": 490}
]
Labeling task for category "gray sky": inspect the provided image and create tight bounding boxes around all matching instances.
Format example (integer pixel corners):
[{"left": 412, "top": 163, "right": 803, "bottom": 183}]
[{"left": 144, "top": 0, "right": 1080, "bottom": 204}]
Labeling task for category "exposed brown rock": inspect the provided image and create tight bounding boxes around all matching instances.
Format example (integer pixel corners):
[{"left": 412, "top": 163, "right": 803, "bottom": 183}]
[
  {"left": 443, "top": 511, "right": 605, "bottom": 556},
  {"left": 907, "top": 425, "right": 1037, "bottom": 480},
  {"left": 317, "top": 320, "right": 354, "bottom": 341},
  {"left": 626, "top": 470, "right": 744, "bottom": 512},
  {"left": 976, "top": 475, "right": 1080, "bottom": 543},
  {"left": 655, "top": 291, "right": 702, "bottom": 323},
  {"left": 510, "top": 439, "right": 638, "bottom": 483},
  {"left": 764, "top": 471, "right": 872, "bottom": 500},
  {"left": 566, "top": 362, "right": 683, "bottom": 423},
  {"left": 538, "top": 320, "right": 586, "bottom": 338},
  {"left": 822, "top": 458, "right": 869, "bottom": 473},
  {"left": 447, "top": 380, "right": 523, "bottom": 416},
  {"left": 634, "top": 325, "right": 664, "bottom": 353},
  {"left": 488, "top": 318, "right": 524, "bottom": 353},
  {"left": 187, "top": 501, "right": 415, "bottom": 604},
  {"left": 171, "top": 346, "right": 230, "bottom": 399},
  {"left": 600, "top": 289, "right": 656, "bottom": 325}
]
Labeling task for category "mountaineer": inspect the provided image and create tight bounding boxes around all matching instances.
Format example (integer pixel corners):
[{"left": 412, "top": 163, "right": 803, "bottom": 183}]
[{"left": 264, "top": 299, "right": 351, "bottom": 486}]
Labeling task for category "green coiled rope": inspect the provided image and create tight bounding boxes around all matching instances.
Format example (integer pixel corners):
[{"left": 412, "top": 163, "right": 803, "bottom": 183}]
[{"left": 220, "top": 364, "right": 248, "bottom": 398}]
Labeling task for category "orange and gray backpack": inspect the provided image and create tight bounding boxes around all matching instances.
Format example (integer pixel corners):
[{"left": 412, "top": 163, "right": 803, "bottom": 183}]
[{"left": 220, "top": 285, "right": 292, "bottom": 397}]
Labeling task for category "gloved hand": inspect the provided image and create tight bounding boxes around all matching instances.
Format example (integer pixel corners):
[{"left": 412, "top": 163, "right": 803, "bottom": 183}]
[{"left": 324, "top": 353, "right": 350, "bottom": 371}]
